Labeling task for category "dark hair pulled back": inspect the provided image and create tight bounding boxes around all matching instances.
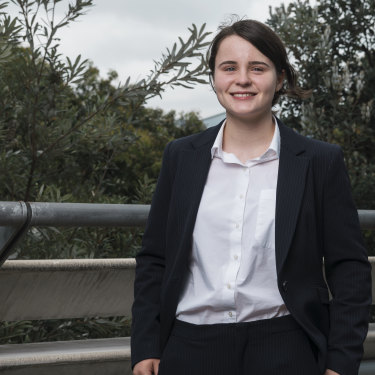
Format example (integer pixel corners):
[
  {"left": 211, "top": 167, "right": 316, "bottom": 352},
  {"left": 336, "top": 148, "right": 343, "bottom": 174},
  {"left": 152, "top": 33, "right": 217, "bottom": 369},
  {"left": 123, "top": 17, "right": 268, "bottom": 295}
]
[{"left": 207, "top": 18, "right": 310, "bottom": 105}]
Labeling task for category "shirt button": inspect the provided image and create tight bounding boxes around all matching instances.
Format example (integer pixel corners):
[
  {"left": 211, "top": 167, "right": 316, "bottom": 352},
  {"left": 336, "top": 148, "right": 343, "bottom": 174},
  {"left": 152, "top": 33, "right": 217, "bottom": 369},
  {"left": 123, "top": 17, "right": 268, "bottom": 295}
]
[
  {"left": 227, "top": 283, "right": 231, "bottom": 289},
  {"left": 228, "top": 311, "right": 233, "bottom": 317},
  {"left": 235, "top": 223, "right": 239, "bottom": 229},
  {"left": 239, "top": 194, "right": 244, "bottom": 199},
  {"left": 234, "top": 255, "right": 238, "bottom": 260}
]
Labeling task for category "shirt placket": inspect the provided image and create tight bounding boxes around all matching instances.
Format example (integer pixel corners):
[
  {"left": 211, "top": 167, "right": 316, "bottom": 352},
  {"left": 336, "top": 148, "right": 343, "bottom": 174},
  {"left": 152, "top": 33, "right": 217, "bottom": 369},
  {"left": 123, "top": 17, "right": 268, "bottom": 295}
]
[{"left": 223, "top": 164, "right": 250, "bottom": 322}]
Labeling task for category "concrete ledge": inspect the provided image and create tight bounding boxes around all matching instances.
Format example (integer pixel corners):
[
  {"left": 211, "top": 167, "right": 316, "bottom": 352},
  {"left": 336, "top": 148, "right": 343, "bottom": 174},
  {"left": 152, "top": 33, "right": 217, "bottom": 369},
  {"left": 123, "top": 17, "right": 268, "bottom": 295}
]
[
  {"left": 0, "top": 362, "right": 131, "bottom": 375},
  {"left": 1, "top": 257, "right": 375, "bottom": 321},
  {"left": 364, "top": 324, "right": 375, "bottom": 360},
  {"left": 1, "top": 258, "right": 136, "bottom": 271},
  {"left": 360, "top": 361, "right": 375, "bottom": 375},
  {"left": 0, "top": 259, "right": 136, "bottom": 320},
  {"left": 0, "top": 337, "right": 132, "bottom": 375}
]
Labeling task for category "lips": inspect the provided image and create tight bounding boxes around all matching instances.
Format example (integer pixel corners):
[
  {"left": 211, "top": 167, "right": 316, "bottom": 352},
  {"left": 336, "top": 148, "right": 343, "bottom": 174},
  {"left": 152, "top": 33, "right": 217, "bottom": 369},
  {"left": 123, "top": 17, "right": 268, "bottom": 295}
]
[{"left": 231, "top": 92, "right": 256, "bottom": 98}]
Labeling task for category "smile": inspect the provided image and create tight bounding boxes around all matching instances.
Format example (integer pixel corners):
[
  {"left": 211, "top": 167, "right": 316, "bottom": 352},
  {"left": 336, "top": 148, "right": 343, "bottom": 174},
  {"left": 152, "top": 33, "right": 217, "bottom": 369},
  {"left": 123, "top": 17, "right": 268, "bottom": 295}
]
[{"left": 231, "top": 93, "right": 256, "bottom": 98}]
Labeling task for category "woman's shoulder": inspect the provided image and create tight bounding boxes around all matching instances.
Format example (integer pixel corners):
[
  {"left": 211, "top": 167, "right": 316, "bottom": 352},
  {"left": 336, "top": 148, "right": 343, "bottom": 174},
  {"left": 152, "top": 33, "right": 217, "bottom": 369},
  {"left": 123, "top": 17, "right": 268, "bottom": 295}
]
[
  {"left": 278, "top": 119, "right": 341, "bottom": 156},
  {"left": 298, "top": 132, "right": 340, "bottom": 154},
  {"left": 167, "top": 122, "right": 222, "bottom": 153}
]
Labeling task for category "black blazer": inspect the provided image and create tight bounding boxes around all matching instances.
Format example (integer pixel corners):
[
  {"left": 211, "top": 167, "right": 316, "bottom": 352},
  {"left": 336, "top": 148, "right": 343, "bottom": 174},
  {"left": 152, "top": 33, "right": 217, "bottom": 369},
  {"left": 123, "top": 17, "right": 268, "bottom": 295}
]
[{"left": 131, "top": 119, "right": 371, "bottom": 375}]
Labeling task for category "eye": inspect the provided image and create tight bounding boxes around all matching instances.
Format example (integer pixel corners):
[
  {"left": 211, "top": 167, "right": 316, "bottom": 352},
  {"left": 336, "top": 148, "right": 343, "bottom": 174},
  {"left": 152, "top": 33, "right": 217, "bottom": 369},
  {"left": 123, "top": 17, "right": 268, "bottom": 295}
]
[
  {"left": 251, "top": 66, "right": 264, "bottom": 72},
  {"left": 224, "top": 66, "right": 236, "bottom": 72}
]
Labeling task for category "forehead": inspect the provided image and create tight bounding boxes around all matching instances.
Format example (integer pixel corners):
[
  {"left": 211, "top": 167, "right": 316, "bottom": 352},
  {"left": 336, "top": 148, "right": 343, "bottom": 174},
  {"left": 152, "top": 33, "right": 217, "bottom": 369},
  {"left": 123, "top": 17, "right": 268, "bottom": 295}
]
[{"left": 215, "top": 35, "right": 273, "bottom": 66}]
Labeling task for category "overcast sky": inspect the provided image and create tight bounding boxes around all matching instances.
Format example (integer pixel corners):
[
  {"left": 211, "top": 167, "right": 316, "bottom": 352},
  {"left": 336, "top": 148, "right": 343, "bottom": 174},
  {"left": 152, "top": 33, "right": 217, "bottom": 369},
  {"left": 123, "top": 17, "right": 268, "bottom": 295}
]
[{"left": 8, "top": 0, "right": 303, "bottom": 119}]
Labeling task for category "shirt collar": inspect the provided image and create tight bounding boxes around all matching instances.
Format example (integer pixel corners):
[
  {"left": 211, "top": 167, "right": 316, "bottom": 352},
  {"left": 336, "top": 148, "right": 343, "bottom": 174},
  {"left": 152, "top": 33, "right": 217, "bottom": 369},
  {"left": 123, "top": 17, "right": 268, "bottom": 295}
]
[{"left": 211, "top": 117, "right": 281, "bottom": 161}]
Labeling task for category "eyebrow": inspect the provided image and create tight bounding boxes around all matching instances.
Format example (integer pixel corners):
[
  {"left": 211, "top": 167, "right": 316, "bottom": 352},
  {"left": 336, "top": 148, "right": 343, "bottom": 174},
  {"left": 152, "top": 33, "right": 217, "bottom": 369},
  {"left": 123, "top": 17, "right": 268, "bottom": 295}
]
[{"left": 218, "top": 60, "right": 271, "bottom": 68}]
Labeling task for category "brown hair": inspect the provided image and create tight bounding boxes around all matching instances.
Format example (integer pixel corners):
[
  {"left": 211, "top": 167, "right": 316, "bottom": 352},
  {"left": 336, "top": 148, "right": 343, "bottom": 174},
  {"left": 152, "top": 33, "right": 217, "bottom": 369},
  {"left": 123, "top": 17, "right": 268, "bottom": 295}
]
[{"left": 207, "top": 19, "right": 310, "bottom": 105}]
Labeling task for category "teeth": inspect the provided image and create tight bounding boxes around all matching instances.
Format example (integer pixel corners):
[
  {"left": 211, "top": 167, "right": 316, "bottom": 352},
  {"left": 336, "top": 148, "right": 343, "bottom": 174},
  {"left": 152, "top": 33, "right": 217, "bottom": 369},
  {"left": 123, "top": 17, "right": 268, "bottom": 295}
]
[{"left": 233, "top": 93, "right": 255, "bottom": 97}]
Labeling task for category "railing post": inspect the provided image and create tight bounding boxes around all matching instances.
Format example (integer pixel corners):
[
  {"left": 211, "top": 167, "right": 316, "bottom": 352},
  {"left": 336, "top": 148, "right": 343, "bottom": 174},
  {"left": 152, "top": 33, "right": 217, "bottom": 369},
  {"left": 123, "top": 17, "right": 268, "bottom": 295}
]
[{"left": 0, "top": 202, "right": 32, "bottom": 267}]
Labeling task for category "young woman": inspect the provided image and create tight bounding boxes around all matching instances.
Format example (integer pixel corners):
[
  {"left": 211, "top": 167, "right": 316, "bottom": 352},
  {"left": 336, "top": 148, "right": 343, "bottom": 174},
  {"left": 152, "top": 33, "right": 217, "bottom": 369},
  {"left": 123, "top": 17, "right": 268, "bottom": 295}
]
[{"left": 131, "top": 19, "right": 371, "bottom": 375}]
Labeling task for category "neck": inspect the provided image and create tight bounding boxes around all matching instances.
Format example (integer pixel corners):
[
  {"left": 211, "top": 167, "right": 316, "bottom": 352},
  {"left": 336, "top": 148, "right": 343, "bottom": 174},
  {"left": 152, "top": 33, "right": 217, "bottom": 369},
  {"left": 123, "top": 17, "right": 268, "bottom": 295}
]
[{"left": 222, "top": 112, "right": 275, "bottom": 162}]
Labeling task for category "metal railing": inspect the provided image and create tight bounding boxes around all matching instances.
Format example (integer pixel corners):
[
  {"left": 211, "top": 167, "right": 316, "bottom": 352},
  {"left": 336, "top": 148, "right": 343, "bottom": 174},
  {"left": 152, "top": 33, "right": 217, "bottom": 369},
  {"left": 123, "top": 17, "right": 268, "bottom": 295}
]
[
  {"left": 0, "top": 201, "right": 374, "bottom": 266},
  {"left": 0, "top": 201, "right": 373, "bottom": 228},
  {"left": 359, "top": 210, "right": 375, "bottom": 230},
  {"left": 0, "top": 201, "right": 150, "bottom": 227},
  {"left": 0, "top": 202, "right": 374, "bottom": 374},
  {"left": 0, "top": 202, "right": 151, "bottom": 266}
]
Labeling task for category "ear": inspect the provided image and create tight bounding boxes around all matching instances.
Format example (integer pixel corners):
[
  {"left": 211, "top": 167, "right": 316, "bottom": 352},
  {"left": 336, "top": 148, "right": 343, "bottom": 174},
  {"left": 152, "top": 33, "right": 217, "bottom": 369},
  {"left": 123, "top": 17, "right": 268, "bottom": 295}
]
[
  {"left": 276, "top": 70, "right": 286, "bottom": 92},
  {"left": 210, "top": 73, "right": 216, "bottom": 93}
]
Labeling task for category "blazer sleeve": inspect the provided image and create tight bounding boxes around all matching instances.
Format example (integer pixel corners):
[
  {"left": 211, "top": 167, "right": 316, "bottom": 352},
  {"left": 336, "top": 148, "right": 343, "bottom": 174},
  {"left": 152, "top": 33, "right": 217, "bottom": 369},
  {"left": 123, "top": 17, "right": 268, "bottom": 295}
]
[
  {"left": 322, "top": 146, "right": 372, "bottom": 375},
  {"left": 131, "top": 141, "right": 173, "bottom": 368}
]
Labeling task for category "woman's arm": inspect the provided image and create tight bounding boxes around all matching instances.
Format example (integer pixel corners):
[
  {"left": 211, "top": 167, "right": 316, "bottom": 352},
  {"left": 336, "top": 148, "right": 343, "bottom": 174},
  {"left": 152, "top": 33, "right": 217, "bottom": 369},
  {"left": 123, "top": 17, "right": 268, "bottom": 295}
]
[
  {"left": 131, "top": 142, "right": 173, "bottom": 368},
  {"left": 322, "top": 146, "right": 371, "bottom": 375}
]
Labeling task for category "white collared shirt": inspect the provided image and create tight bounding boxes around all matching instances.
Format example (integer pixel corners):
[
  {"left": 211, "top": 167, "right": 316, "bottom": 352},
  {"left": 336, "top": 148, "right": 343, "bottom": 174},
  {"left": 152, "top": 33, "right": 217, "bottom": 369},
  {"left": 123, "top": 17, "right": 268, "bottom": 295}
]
[{"left": 176, "top": 119, "right": 289, "bottom": 324}]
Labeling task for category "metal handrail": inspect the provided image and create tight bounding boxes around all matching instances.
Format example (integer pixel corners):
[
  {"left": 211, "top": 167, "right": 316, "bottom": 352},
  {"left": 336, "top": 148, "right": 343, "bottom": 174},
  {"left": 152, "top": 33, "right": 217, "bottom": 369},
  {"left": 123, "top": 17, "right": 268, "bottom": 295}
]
[
  {"left": 358, "top": 210, "right": 375, "bottom": 230},
  {"left": 0, "top": 201, "right": 151, "bottom": 266},
  {"left": 0, "top": 202, "right": 150, "bottom": 227},
  {"left": 0, "top": 202, "right": 374, "bottom": 266},
  {"left": 0, "top": 202, "right": 373, "bottom": 228}
]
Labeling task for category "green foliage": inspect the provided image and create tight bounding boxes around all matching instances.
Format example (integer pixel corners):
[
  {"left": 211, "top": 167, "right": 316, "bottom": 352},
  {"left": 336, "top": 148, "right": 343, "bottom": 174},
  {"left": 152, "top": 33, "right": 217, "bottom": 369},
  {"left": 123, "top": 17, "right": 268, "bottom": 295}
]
[
  {"left": 0, "top": 0, "right": 209, "bottom": 201},
  {"left": 0, "top": 0, "right": 208, "bottom": 212},
  {"left": 0, "top": 317, "right": 131, "bottom": 343},
  {"left": 0, "top": 3, "right": 20, "bottom": 62},
  {"left": 267, "top": 0, "right": 375, "bottom": 252},
  {"left": 0, "top": 0, "right": 208, "bottom": 343}
]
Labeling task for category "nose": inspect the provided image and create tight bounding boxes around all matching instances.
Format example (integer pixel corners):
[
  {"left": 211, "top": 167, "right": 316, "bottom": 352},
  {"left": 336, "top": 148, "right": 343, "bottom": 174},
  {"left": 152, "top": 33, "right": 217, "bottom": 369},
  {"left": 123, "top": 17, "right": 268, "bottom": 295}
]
[{"left": 236, "top": 68, "right": 251, "bottom": 86}]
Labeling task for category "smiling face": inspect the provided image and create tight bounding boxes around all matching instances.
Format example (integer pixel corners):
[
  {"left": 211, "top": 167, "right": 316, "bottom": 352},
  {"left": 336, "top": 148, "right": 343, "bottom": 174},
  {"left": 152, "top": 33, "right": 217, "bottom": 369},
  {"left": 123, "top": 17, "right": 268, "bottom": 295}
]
[{"left": 213, "top": 34, "right": 284, "bottom": 123}]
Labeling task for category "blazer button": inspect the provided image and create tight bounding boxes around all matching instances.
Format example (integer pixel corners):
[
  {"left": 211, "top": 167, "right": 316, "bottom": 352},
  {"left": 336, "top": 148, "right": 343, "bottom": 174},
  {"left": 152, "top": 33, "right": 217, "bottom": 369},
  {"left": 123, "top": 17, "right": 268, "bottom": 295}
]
[{"left": 282, "top": 280, "right": 288, "bottom": 292}]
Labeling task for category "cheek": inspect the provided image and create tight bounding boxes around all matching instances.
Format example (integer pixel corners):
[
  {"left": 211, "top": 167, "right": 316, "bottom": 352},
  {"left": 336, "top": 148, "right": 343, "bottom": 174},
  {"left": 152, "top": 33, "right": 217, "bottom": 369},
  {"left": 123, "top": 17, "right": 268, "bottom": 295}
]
[
  {"left": 213, "top": 72, "right": 231, "bottom": 88},
  {"left": 214, "top": 80, "right": 231, "bottom": 96},
  {"left": 257, "top": 78, "right": 278, "bottom": 95}
]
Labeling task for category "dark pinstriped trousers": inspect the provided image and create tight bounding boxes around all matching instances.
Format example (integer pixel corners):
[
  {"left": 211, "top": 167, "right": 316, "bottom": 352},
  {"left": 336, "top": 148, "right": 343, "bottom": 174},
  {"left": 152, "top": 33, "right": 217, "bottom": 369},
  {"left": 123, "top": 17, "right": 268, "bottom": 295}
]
[{"left": 158, "top": 315, "right": 321, "bottom": 375}]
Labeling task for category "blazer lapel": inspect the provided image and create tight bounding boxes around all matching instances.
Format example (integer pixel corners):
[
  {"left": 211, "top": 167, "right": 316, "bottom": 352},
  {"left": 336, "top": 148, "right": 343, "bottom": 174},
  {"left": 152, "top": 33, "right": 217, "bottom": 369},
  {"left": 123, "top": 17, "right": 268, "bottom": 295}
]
[
  {"left": 172, "top": 124, "right": 221, "bottom": 269},
  {"left": 179, "top": 147, "right": 213, "bottom": 222},
  {"left": 275, "top": 123, "right": 310, "bottom": 274},
  {"left": 179, "top": 124, "right": 221, "bottom": 215}
]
